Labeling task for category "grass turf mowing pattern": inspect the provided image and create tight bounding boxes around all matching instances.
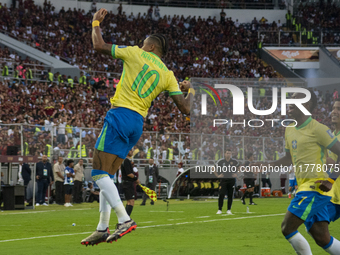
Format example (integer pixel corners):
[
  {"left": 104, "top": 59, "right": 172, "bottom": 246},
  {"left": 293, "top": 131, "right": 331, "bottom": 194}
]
[{"left": 0, "top": 198, "right": 339, "bottom": 255}]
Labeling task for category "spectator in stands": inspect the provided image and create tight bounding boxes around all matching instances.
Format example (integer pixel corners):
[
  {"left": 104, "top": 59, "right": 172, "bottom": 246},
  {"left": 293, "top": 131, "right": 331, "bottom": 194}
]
[
  {"left": 117, "top": 3, "right": 122, "bottom": 15},
  {"left": 333, "top": 89, "right": 339, "bottom": 100},
  {"left": 147, "top": 5, "right": 153, "bottom": 19},
  {"left": 220, "top": 9, "right": 226, "bottom": 25},
  {"left": 176, "top": 162, "right": 184, "bottom": 177},
  {"left": 57, "top": 116, "right": 67, "bottom": 145}
]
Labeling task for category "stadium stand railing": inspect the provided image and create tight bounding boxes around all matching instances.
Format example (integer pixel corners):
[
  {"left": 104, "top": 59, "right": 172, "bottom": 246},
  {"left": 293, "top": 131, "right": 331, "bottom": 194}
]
[
  {"left": 257, "top": 30, "right": 340, "bottom": 46},
  {"left": 81, "top": 0, "right": 279, "bottom": 9},
  {"left": 0, "top": 123, "right": 285, "bottom": 168}
]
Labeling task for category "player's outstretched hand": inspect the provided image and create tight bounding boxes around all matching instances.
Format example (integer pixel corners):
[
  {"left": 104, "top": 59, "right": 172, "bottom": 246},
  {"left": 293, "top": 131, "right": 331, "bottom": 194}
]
[
  {"left": 315, "top": 180, "right": 333, "bottom": 192},
  {"left": 179, "top": 80, "right": 191, "bottom": 92},
  {"left": 93, "top": 8, "right": 108, "bottom": 23}
]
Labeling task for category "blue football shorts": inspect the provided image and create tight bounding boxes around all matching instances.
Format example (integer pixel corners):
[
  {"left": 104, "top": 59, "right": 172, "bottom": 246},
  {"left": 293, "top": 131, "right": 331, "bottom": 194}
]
[{"left": 95, "top": 107, "right": 143, "bottom": 159}]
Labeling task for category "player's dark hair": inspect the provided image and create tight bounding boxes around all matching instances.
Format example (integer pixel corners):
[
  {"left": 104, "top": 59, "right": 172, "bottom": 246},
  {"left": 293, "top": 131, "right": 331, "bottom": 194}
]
[
  {"left": 246, "top": 152, "right": 253, "bottom": 159},
  {"left": 225, "top": 148, "right": 231, "bottom": 152},
  {"left": 67, "top": 159, "right": 74, "bottom": 166},
  {"left": 308, "top": 88, "right": 317, "bottom": 113},
  {"left": 149, "top": 34, "right": 169, "bottom": 57}
]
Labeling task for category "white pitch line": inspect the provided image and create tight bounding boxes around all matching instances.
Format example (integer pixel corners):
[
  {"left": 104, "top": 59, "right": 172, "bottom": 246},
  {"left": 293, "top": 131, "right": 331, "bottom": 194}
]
[
  {"left": 0, "top": 213, "right": 285, "bottom": 243},
  {"left": 196, "top": 216, "right": 210, "bottom": 218},
  {"left": 149, "top": 211, "right": 184, "bottom": 213},
  {"left": 0, "top": 208, "right": 92, "bottom": 215},
  {"left": 0, "top": 210, "right": 56, "bottom": 215},
  {"left": 139, "top": 221, "right": 154, "bottom": 224},
  {"left": 0, "top": 232, "right": 93, "bottom": 243}
]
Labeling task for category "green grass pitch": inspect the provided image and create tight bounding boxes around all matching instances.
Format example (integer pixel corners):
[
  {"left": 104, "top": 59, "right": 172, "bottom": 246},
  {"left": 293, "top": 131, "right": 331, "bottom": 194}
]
[{"left": 0, "top": 198, "right": 339, "bottom": 255}]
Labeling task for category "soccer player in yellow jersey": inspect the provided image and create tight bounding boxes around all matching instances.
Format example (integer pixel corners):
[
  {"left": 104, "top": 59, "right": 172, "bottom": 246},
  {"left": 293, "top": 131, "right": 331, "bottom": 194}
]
[
  {"left": 254, "top": 91, "right": 340, "bottom": 255},
  {"left": 304, "top": 98, "right": 340, "bottom": 254},
  {"left": 81, "top": 9, "right": 195, "bottom": 246}
]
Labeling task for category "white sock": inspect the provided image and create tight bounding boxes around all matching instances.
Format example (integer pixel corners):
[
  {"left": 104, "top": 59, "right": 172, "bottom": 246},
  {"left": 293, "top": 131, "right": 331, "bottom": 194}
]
[
  {"left": 324, "top": 237, "right": 340, "bottom": 255},
  {"left": 96, "top": 190, "right": 111, "bottom": 231},
  {"left": 286, "top": 231, "right": 313, "bottom": 255},
  {"left": 96, "top": 176, "right": 130, "bottom": 223}
]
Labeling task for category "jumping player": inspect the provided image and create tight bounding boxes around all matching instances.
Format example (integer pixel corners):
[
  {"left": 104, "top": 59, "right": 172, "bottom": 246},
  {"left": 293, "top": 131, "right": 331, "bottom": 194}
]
[{"left": 81, "top": 8, "right": 195, "bottom": 246}]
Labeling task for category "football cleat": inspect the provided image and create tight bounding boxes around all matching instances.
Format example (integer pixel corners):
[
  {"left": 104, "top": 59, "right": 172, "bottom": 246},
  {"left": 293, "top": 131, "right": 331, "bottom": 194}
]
[
  {"left": 81, "top": 228, "right": 110, "bottom": 246},
  {"left": 106, "top": 219, "right": 137, "bottom": 243}
]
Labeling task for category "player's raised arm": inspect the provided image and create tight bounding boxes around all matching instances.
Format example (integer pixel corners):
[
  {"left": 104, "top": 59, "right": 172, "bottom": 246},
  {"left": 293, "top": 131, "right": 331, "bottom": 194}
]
[
  {"left": 92, "top": 8, "right": 112, "bottom": 55},
  {"left": 171, "top": 80, "right": 194, "bottom": 115}
]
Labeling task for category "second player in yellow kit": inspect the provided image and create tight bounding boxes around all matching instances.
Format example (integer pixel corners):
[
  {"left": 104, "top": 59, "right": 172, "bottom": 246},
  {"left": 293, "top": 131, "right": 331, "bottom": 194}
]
[
  {"left": 303, "top": 99, "right": 340, "bottom": 253},
  {"left": 285, "top": 116, "right": 337, "bottom": 223},
  {"left": 285, "top": 117, "right": 338, "bottom": 195}
]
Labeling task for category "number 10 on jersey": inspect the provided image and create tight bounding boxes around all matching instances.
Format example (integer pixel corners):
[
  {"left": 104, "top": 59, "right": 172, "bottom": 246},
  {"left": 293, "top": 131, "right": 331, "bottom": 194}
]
[{"left": 131, "top": 64, "right": 160, "bottom": 98}]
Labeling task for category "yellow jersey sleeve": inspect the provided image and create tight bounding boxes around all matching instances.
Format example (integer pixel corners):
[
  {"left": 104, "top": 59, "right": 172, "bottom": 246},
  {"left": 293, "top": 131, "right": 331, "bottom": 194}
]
[
  {"left": 166, "top": 72, "right": 182, "bottom": 96},
  {"left": 315, "top": 123, "right": 338, "bottom": 150},
  {"left": 111, "top": 44, "right": 134, "bottom": 60}
]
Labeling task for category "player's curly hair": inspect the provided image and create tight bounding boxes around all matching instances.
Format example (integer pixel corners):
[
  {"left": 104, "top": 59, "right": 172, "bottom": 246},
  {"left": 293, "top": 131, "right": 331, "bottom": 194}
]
[{"left": 149, "top": 34, "right": 169, "bottom": 57}]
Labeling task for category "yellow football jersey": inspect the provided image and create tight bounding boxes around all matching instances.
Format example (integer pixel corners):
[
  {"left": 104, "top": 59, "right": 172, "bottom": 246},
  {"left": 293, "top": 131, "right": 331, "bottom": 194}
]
[
  {"left": 285, "top": 117, "right": 338, "bottom": 194},
  {"left": 329, "top": 130, "right": 340, "bottom": 205},
  {"left": 110, "top": 45, "right": 182, "bottom": 117}
]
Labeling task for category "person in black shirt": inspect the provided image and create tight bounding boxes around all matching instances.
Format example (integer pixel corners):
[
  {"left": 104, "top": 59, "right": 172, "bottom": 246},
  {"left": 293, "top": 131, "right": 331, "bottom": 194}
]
[
  {"left": 121, "top": 150, "right": 140, "bottom": 216},
  {"left": 36, "top": 155, "right": 54, "bottom": 206},
  {"left": 22, "top": 163, "right": 32, "bottom": 203},
  {"left": 241, "top": 152, "right": 257, "bottom": 205},
  {"left": 220, "top": 9, "right": 226, "bottom": 25},
  {"left": 214, "top": 148, "right": 239, "bottom": 215}
]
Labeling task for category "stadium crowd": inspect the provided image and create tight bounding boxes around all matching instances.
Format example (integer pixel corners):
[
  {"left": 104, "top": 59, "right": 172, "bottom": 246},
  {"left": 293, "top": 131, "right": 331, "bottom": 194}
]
[{"left": 0, "top": 0, "right": 284, "bottom": 79}]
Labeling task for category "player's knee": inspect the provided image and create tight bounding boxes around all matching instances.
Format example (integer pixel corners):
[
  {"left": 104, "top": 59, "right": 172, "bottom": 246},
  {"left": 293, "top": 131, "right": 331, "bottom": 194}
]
[
  {"left": 314, "top": 234, "right": 331, "bottom": 247},
  {"left": 281, "top": 221, "right": 290, "bottom": 236}
]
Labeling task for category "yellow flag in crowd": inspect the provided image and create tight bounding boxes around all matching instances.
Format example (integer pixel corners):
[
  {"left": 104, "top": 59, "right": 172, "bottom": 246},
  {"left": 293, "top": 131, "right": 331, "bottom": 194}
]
[{"left": 139, "top": 184, "right": 157, "bottom": 202}]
